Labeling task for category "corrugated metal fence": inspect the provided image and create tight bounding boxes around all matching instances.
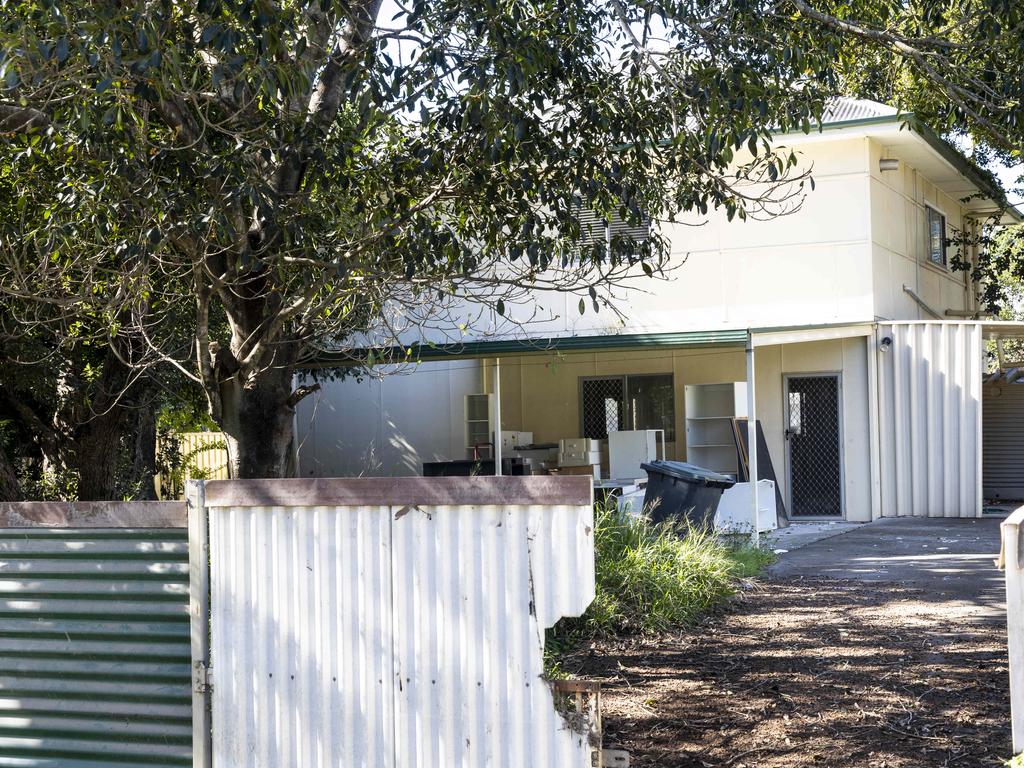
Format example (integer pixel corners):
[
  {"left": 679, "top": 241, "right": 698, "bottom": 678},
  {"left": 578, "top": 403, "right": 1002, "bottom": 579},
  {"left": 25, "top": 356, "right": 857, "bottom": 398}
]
[
  {"left": 196, "top": 476, "right": 597, "bottom": 768},
  {"left": 0, "top": 501, "right": 191, "bottom": 768},
  {"left": 0, "top": 479, "right": 599, "bottom": 768},
  {"left": 876, "top": 322, "right": 983, "bottom": 517}
]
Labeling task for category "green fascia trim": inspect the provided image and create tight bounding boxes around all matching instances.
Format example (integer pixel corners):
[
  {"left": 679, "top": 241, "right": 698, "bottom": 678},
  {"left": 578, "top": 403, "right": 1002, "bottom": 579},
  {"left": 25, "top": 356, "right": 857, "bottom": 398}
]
[
  {"left": 308, "top": 329, "right": 749, "bottom": 368},
  {"left": 776, "top": 112, "right": 906, "bottom": 135},
  {"left": 914, "top": 123, "right": 1022, "bottom": 222}
]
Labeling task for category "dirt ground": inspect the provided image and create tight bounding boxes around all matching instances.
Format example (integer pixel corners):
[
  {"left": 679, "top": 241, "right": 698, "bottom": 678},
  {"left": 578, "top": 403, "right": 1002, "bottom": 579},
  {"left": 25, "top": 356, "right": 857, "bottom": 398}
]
[{"left": 570, "top": 579, "right": 1010, "bottom": 768}]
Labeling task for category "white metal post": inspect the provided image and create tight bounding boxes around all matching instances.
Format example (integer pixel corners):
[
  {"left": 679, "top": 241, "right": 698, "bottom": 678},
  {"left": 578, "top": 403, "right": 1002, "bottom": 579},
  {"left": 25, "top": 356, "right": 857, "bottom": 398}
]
[
  {"left": 493, "top": 357, "right": 503, "bottom": 476},
  {"left": 186, "top": 481, "right": 213, "bottom": 768},
  {"left": 1002, "top": 506, "right": 1024, "bottom": 753},
  {"left": 746, "top": 335, "right": 760, "bottom": 548}
]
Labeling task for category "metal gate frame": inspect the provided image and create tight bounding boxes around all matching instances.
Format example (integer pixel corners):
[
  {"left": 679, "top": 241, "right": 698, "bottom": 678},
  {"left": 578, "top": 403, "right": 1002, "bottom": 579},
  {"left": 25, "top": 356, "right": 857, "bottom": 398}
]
[{"left": 783, "top": 371, "right": 845, "bottom": 519}]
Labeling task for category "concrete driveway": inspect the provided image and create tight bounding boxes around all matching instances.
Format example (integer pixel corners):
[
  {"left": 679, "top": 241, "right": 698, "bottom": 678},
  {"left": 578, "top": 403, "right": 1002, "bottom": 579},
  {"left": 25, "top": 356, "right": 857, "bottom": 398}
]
[{"left": 767, "top": 517, "right": 1006, "bottom": 622}]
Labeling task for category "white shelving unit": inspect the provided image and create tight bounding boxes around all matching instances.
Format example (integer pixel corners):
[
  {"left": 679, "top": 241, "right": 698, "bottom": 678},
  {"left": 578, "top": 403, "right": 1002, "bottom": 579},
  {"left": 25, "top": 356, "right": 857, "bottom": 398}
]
[
  {"left": 684, "top": 382, "right": 748, "bottom": 476},
  {"left": 464, "top": 393, "right": 494, "bottom": 450}
]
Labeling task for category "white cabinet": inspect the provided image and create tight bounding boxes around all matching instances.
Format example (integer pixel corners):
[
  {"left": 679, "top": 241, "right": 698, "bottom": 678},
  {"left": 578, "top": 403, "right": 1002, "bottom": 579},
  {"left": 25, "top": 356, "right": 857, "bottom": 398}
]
[
  {"left": 684, "top": 382, "right": 747, "bottom": 475},
  {"left": 716, "top": 480, "right": 777, "bottom": 532}
]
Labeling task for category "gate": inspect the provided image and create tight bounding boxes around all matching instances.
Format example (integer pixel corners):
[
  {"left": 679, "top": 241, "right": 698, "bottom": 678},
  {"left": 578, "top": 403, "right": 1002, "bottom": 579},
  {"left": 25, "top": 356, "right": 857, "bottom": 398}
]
[
  {"left": 785, "top": 374, "right": 843, "bottom": 517},
  {"left": 191, "top": 476, "right": 597, "bottom": 768}
]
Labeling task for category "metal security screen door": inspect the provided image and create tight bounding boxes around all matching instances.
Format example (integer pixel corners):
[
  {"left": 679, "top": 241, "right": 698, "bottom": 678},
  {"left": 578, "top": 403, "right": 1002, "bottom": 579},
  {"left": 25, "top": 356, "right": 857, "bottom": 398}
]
[{"left": 785, "top": 375, "right": 843, "bottom": 517}]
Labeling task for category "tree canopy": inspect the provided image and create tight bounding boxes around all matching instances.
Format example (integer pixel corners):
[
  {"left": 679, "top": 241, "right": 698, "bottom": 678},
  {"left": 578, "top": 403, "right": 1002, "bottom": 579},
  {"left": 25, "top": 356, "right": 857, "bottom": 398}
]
[{"left": 1, "top": 0, "right": 1022, "bottom": 478}]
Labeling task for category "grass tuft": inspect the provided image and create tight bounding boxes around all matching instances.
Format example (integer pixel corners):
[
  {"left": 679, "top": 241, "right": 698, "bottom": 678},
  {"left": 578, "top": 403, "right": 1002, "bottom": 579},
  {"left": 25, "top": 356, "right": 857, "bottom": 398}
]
[{"left": 547, "top": 504, "right": 775, "bottom": 663}]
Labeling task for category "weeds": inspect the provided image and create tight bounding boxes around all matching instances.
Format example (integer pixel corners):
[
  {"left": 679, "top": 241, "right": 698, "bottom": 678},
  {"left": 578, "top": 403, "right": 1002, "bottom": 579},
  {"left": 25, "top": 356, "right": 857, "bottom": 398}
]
[{"left": 546, "top": 504, "right": 774, "bottom": 668}]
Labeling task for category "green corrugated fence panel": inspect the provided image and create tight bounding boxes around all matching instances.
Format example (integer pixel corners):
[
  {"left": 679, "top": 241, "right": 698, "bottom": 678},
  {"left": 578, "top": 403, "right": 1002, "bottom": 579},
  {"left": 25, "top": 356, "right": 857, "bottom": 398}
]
[{"left": 0, "top": 529, "right": 191, "bottom": 767}]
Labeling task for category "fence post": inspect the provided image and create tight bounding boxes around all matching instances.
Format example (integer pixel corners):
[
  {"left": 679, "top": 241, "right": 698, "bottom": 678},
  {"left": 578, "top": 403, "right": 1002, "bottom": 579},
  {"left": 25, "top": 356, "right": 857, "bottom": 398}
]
[
  {"left": 1002, "top": 505, "right": 1024, "bottom": 755},
  {"left": 187, "top": 481, "right": 213, "bottom": 768}
]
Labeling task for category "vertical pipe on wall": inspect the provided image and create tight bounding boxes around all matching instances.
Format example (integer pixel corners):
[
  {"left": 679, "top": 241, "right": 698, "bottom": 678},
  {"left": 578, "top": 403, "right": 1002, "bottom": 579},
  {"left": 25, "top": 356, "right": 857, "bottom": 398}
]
[
  {"left": 187, "top": 481, "right": 213, "bottom": 768},
  {"left": 494, "top": 358, "right": 503, "bottom": 476},
  {"left": 745, "top": 334, "right": 759, "bottom": 548}
]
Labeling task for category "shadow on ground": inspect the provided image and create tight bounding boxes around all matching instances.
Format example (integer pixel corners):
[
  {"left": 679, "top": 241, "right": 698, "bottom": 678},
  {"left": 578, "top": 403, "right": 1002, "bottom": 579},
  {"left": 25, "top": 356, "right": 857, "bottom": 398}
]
[{"left": 571, "top": 578, "right": 1008, "bottom": 768}]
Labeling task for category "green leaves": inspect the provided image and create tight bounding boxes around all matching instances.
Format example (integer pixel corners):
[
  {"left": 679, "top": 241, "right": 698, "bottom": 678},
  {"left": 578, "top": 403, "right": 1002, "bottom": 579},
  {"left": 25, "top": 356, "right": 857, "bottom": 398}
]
[{"left": 1, "top": 0, "right": 1019, "bottom": 476}]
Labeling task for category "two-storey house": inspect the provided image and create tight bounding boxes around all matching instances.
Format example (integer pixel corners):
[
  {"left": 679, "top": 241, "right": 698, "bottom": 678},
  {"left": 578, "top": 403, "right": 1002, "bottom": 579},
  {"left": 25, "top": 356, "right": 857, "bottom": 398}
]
[{"left": 296, "top": 98, "right": 1022, "bottom": 523}]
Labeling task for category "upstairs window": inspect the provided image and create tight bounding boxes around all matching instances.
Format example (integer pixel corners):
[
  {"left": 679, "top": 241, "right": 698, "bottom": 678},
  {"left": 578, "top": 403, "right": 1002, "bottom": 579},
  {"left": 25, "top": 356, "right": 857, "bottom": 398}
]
[
  {"left": 926, "top": 205, "right": 947, "bottom": 267},
  {"left": 574, "top": 206, "right": 650, "bottom": 252}
]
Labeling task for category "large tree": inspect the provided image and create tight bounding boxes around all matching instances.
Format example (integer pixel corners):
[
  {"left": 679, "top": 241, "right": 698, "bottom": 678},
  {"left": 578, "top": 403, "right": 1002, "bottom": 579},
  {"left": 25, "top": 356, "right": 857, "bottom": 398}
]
[{"left": 1, "top": 0, "right": 1021, "bottom": 478}]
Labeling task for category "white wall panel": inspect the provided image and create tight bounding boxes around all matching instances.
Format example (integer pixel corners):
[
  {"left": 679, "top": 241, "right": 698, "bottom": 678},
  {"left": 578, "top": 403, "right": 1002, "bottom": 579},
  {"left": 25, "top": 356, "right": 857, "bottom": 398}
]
[
  {"left": 295, "top": 361, "right": 482, "bottom": 477},
  {"left": 877, "top": 322, "right": 982, "bottom": 517}
]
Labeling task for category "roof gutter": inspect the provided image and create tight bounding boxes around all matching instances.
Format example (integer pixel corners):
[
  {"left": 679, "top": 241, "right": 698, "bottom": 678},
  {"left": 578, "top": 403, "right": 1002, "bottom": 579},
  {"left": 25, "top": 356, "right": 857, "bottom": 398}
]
[{"left": 305, "top": 328, "right": 750, "bottom": 369}]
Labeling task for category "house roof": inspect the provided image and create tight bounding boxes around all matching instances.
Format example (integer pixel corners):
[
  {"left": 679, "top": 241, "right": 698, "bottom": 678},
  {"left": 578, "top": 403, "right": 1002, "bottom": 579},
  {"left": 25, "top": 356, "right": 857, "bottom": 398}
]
[{"left": 821, "top": 97, "right": 898, "bottom": 124}]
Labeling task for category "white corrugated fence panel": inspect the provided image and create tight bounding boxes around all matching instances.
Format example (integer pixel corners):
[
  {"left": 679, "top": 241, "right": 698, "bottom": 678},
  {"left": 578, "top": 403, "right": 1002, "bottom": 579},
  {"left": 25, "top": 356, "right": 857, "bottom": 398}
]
[
  {"left": 984, "top": 381, "right": 1024, "bottom": 499},
  {"left": 877, "top": 322, "right": 982, "bottom": 518},
  {"left": 205, "top": 477, "right": 595, "bottom": 768},
  {"left": 390, "top": 503, "right": 594, "bottom": 768},
  {"left": 208, "top": 505, "right": 394, "bottom": 768}
]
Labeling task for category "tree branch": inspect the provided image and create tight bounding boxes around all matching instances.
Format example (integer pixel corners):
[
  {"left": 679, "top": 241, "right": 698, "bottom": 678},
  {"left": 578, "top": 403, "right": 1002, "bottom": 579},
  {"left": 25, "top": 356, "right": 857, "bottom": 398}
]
[{"left": 0, "top": 104, "right": 50, "bottom": 133}]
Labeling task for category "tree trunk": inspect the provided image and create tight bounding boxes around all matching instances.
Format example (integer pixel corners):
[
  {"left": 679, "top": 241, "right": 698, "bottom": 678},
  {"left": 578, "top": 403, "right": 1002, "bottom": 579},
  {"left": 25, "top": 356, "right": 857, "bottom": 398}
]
[
  {"left": 74, "top": 407, "right": 128, "bottom": 500},
  {"left": 218, "top": 366, "right": 296, "bottom": 479},
  {"left": 130, "top": 401, "right": 158, "bottom": 500},
  {"left": 0, "top": 449, "right": 21, "bottom": 502},
  {"left": 68, "top": 346, "right": 136, "bottom": 501}
]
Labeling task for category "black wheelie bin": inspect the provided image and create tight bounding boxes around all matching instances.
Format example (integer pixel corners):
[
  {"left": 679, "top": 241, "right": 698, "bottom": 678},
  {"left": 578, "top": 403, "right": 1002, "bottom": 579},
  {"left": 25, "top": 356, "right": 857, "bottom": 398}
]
[{"left": 640, "top": 460, "right": 736, "bottom": 528}]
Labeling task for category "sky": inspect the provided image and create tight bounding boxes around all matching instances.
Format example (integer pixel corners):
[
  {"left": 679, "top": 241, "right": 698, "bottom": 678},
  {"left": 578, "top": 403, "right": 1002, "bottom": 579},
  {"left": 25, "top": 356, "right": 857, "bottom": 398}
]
[{"left": 377, "top": 1, "right": 1024, "bottom": 212}]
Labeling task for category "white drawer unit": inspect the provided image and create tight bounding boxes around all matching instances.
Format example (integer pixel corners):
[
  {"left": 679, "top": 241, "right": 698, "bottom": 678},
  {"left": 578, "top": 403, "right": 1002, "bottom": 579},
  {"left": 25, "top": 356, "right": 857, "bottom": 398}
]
[
  {"left": 559, "top": 438, "right": 603, "bottom": 454},
  {"left": 558, "top": 438, "right": 603, "bottom": 472}
]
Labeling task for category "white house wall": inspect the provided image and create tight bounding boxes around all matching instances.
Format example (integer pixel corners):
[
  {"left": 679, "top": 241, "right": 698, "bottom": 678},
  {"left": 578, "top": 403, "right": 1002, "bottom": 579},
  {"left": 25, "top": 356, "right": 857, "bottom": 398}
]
[
  {"left": 876, "top": 322, "right": 983, "bottom": 517},
  {"left": 295, "top": 361, "right": 482, "bottom": 477},
  {"left": 390, "top": 136, "right": 876, "bottom": 346},
  {"left": 868, "top": 138, "right": 974, "bottom": 320}
]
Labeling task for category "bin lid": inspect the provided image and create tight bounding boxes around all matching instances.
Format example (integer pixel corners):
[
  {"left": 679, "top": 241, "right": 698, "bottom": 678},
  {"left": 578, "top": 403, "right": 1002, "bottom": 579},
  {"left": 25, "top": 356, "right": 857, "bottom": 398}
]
[{"left": 641, "top": 460, "right": 736, "bottom": 489}]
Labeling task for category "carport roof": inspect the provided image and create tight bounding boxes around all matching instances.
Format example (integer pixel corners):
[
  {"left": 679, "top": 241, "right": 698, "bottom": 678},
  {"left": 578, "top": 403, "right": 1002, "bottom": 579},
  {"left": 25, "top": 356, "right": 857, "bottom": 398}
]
[{"left": 305, "top": 328, "right": 750, "bottom": 368}]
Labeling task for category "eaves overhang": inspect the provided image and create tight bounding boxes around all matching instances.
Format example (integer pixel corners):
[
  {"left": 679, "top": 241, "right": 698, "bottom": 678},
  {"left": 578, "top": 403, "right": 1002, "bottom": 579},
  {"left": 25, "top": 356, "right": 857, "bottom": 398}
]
[{"left": 303, "top": 328, "right": 750, "bottom": 369}]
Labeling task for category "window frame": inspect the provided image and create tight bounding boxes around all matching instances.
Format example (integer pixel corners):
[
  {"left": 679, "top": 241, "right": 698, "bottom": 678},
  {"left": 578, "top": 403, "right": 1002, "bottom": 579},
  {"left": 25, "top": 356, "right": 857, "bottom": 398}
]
[
  {"left": 924, "top": 204, "right": 948, "bottom": 268},
  {"left": 578, "top": 372, "right": 675, "bottom": 442}
]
